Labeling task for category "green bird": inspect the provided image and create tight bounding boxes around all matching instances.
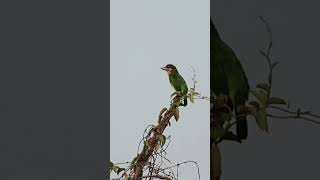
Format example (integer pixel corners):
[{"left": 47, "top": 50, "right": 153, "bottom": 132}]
[
  {"left": 211, "top": 19, "right": 250, "bottom": 141},
  {"left": 161, "top": 64, "right": 188, "bottom": 106}
]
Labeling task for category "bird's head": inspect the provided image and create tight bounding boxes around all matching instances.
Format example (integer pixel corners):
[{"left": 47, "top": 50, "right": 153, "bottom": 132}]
[{"left": 161, "top": 64, "right": 177, "bottom": 75}]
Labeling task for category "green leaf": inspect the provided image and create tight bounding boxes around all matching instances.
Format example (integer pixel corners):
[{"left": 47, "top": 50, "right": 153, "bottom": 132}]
[
  {"left": 249, "top": 101, "right": 260, "bottom": 110},
  {"left": 268, "top": 97, "right": 286, "bottom": 105},
  {"left": 220, "top": 112, "right": 232, "bottom": 122},
  {"left": 256, "top": 83, "right": 270, "bottom": 92},
  {"left": 211, "top": 144, "right": 221, "bottom": 178},
  {"left": 124, "top": 173, "right": 129, "bottom": 180},
  {"left": 109, "top": 162, "right": 114, "bottom": 173},
  {"left": 170, "top": 92, "right": 178, "bottom": 97},
  {"left": 174, "top": 108, "right": 179, "bottom": 122},
  {"left": 251, "top": 90, "right": 268, "bottom": 106},
  {"left": 117, "top": 167, "right": 126, "bottom": 174},
  {"left": 144, "top": 140, "right": 151, "bottom": 154},
  {"left": 155, "top": 143, "right": 160, "bottom": 152},
  {"left": 159, "top": 108, "right": 167, "bottom": 117},
  {"left": 189, "top": 95, "right": 194, "bottom": 103},
  {"left": 212, "top": 127, "right": 225, "bottom": 140},
  {"left": 111, "top": 165, "right": 119, "bottom": 173},
  {"left": 254, "top": 109, "right": 269, "bottom": 132},
  {"left": 159, "top": 135, "right": 166, "bottom": 146},
  {"left": 194, "top": 91, "right": 200, "bottom": 96},
  {"left": 158, "top": 107, "right": 167, "bottom": 124}
]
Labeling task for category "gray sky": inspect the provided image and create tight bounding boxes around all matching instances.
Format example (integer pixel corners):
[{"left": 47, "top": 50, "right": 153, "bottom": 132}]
[
  {"left": 111, "top": 0, "right": 210, "bottom": 179},
  {"left": 213, "top": 0, "right": 320, "bottom": 179}
]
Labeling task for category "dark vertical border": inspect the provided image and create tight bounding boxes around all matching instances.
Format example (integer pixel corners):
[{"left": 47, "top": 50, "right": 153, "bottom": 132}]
[
  {"left": 106, "top": 0, "right": 111, "bottom": 179},
  {"left": 0, "top": 0, "right": 110, "bottom": 179}
]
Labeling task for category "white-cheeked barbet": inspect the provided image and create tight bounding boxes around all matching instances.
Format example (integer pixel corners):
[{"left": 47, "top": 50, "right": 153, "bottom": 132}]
[
  {"left": 211, "top": 19, "right": 250, "bottom": 142},
  {"left": 161, "top": 64, "right": 188, "bottom": 106}
]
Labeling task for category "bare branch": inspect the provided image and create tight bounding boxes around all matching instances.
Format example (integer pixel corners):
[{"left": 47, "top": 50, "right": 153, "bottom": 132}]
[{"left": 139, "top": 175, "right": 172, "bottom": 180}]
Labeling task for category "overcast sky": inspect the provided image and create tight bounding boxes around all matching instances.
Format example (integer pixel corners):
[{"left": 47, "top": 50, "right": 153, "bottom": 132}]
[{"left": 110, "top": 0, "right": 210, "bottom": 179}]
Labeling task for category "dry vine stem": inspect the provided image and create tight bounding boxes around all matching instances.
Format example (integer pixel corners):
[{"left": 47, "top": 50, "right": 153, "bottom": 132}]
[{"left": 128, "top": 97, "right": 180, "bottom": 180}]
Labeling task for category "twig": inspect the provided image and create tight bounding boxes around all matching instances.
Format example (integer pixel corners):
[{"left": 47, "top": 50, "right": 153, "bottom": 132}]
[
  {"left": 268, "top": 106, "right": 320, "bottom": 118},
  {"left": 267, "top": 114, "right": 320, "bottom": 125},
  {"left": 140, "top": 175, "right": 172, "bottom": 180},
  {"left": 161, "top": 160, "right": 201, "bottom": 180},
  {"left": 114, "top": 161, "right": 131, "bottom": 165}
]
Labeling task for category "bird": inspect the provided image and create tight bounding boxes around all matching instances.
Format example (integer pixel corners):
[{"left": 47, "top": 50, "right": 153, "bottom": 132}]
[
  {"left": 161, "top": 64, "right": 188, "bottom": 107},
  {"left": 211, "top": 19, "right": 250, "bottom": 141}
]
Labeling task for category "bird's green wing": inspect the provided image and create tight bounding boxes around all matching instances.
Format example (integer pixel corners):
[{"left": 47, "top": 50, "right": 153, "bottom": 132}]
[
  {"left": 169, "top": 73, "right": 188, "bottom": 95},
  {"left": 211, "top": 21, "right": 230, "bottom": 97},
  {"left": 169, "top": 72, "right": 188, "bottom": 106},
  {"left": 211, "top": 19, "right": 250, "bottom": 140}
]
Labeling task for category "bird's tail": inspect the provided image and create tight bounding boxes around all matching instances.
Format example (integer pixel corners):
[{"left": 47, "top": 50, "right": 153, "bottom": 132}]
[
  {"left": 179, "top": 98, "right": 187, "bottom": 107},
  {"left": 235, "top": 107, "right": 248, "bottom": 140},
  {"left": 183, "top": 98, "right": 187, "bottom": 106},
  {"left": 233, "top": 92, "right": 249, "bottom": 139}
]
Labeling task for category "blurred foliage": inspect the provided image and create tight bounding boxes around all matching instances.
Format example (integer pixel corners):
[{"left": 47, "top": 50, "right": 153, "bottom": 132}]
[{"left": 211, "top": 16, "right": 320, "bottom": 180}]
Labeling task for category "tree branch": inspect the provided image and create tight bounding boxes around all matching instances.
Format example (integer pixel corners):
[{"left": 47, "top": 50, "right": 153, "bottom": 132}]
[{"left": 128, "top": 98, "right": 180, "bottom": 180}]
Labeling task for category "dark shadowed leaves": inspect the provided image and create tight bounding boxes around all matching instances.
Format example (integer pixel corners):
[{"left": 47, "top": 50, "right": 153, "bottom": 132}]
[
  {"left": 256, "top": 83, "right": 270, "bottom": 92},
  {"left": 249, "top": 101, "right": 261, "bottom": 110},
  {"left": 254, "top": 108, "right": 269, "bottom": 132},
  {"left": 212, "top": 127, "right": 225, "bottom": 140},
  {"left": 268, "top": 97, "right": 287, "bottom": 105},
  {"left": 251, "top": 90, "right": 268, "bottom": 106},
  {"left": 220, "top": 112, "right": 232, "bottom": 122}
]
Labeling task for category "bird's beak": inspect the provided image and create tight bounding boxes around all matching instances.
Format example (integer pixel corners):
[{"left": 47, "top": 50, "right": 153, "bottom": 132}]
[{"left": 161, "top": 67, "right": 168, "bottom": 71}]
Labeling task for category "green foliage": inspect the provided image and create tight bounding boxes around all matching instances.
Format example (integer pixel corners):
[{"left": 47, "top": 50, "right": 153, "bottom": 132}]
[
  {"left": 254, "top": 108, "right": 268, "bottom": 132},
  {"left": 212, "top": 40, "right": 289, "bottom": 141},
  {"left": 159, "top": 135, "right": 166, "bottom": 147},
  {"left": 110, "top": 162, "right": 126, "bottom": 175},
  {"left": 221, "top": 112, "right": 232, "bottom": 122},
  {"left": 251, "top": 89, "right": 268, "bottom": 106},
  {"left": 158, "top": 107, "right": 168, "bottom": 125},
  {"left": 256, "top": 83, "right": 270, "bottom": 92},
  {"left": 248, "top": 80, "right": 287, "bottom": 132},
  {"left": 249, "top": 101, "right": 260, "bottom": 110},
  {"left": 268, "top": 97, "right": 287, "bottom": 105},
  {"left": 212, "top": 15, "right": 320, "bottom": 180},
  {"left": 143, "top": 140, "right": 151, "bottom": 154},
  {"left": 155, "top": 143, "right": 161, "bottom": 151},
  {"left": 174, "top": 107, "right": 179, "bottom": 121},
  {"left": 188, "top": 87, "right": 199, "bottom": 104},
  {"left": 212, "top": 126, "right": 225, "bottom": 140}
]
